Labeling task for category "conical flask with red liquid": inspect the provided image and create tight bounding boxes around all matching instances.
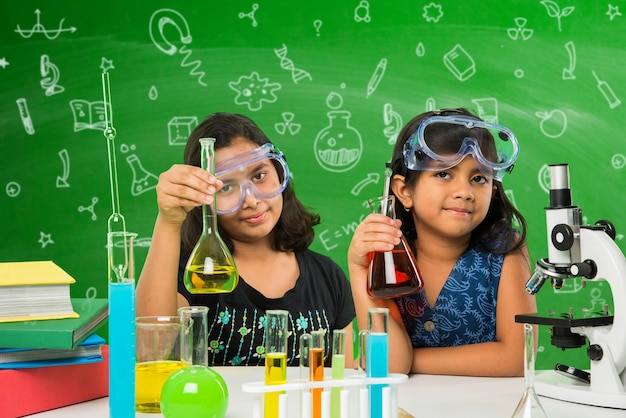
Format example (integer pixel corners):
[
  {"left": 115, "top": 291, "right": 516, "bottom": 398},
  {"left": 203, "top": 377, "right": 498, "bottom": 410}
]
[{"left": 367, "top": 195, "right": 422, "bottom": 298}]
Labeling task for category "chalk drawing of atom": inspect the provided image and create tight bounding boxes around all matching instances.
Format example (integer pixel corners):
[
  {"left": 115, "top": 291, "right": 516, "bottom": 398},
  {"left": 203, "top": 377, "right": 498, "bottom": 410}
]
[{"left": 229, "top": 71, "right": 281, "bottom": 111}]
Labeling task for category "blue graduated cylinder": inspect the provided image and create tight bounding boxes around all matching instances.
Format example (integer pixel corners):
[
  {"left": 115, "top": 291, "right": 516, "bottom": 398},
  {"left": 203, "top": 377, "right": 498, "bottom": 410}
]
[
  {"left": 366, "top": 332, "right": 389, "bottom": 418},
  {"left": 108, "top": 282, "right": 136, "bottom": 418}
]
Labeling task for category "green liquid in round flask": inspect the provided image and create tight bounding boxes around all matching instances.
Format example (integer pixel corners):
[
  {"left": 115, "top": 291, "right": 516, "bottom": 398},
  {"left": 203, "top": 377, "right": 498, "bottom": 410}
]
[{"left": 183, "top": 137, "right": 238, "bottom": 294}]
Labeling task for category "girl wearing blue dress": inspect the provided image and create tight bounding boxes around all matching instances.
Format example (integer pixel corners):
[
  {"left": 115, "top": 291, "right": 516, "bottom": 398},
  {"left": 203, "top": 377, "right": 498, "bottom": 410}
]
[{"left": 348, "top": 108, "right": 536, "bottom": 376}]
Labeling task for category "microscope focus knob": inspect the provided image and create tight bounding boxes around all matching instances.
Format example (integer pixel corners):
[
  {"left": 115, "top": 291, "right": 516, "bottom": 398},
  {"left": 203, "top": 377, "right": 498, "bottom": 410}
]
[
  {"left": 587, "top": 344, "right": 603, "bottom": 361},
  {"left": 551, "top": 224, "right": 575, "bottom": 251}
]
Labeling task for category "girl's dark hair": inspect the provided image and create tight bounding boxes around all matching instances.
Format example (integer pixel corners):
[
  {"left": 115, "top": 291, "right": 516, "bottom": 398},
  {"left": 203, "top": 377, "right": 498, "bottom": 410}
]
[
  {"left": 389, "top": 108, "right": 527, "bottom": 254},
  {"left": 181, "top": 112, "right": 320, "bottom": 253}
]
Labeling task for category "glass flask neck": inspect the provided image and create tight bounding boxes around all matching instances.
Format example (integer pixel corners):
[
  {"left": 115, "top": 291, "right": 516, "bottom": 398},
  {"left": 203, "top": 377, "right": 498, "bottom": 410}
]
[{"left": 200, "top": 138, "right": 218, "bottom": 235}]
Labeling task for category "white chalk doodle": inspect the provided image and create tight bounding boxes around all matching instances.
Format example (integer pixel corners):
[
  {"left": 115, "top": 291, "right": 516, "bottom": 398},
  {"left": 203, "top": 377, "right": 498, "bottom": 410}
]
[
  {"left": 56, "top": 149, "right": 70, "bottom": 188},
  {"left": 16, "top": 98, "right": 35, "bottom": 135},
  {"left": 562, "top": 41, "right": 576, "bottom": 80},
  {"left": 275, "top": 112, "right": 301, "bottom": 136},
  {"left": 535, "top": 109, "right": 567, "bottom": 138},
  {"left": 423, "top": 2, "right": 444, "bottom": 23},
  {"left": 38, "top": 231, "right": 54, "bottom": 248},
  {"left": 127, "top": 154, "right": 159, "bottom": 196},
  {"left": 69, "top": 99, "right": 108, "bottom": 131},
  {"left": 472, "top": 97, "right": 499, "bottom": 123},
  {"left": 443, "top": 44, "right": 475, "bottom": 82},
  {"left": 592, "top": 70, "right": 621, "bottom": 109},
  {"left": 6, "top": 182, "right": 20, "bottom": 198},
  {"left": 229, "top": 72, "right": 281, "bottom": 111},
  {"left": 149, "top": 8, "right": 207, "bottom": 86},
  {"left": 239, "top": 3, "right": 259, "bottom": 27},
  {"left": 354, "top": 0, "right": 371, "bottom": 23},
  {"left": 611, "top": 154, "right": 625, "bottom": 169},
  {"left": 274, "top": 44, "right": 312, "bottom": 84},
  {"left": 0, "top": 58, "right": 9, "bottom": 69},
  {"left": 507, "top": 17, "right": 534, "bottom": 41},
  {"left": 100, "top": 57, "right": 114, "bottom": 72},
  {"left": 40, "top": 55, "right": 64, "bottom": 96},
  {"left": 313, "top": 20, "right": 322, "bottom": 36},
  {"left": 15, "top": 9, "right": 76, "bottom": 40},
  {"left": 168, "top": 116, "right": 198, "bottom": 145},
  {"left": 383, "top": 103, "right": 402, "bottom": 145},
  {"left": 351, "top": 173, "right": 380, "bottom": 196},
  {"left": 78, "top": 197, "right": 98, "bottom": 221},
  {"left": 540, "top": 0, "right": 575, "bottom": 32},
  {"left": 607, "top": 4, "right": 622, "bottom": 20}
]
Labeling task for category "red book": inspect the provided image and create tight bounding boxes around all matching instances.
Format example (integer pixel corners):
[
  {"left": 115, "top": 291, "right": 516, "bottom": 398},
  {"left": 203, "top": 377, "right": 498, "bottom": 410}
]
[{"left": 0, "top": 344, "right": 109, "bottom": 418}]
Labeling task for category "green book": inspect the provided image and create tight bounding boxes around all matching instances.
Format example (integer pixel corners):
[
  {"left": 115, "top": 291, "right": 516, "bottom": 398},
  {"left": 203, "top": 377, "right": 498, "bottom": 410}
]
[{"left": 0, "top": 298, "right": 108, "bottom": 349}]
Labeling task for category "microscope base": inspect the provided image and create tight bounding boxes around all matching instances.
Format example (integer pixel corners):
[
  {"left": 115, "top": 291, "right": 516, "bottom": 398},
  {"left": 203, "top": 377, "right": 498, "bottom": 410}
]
[{"left": 535, "top": 370, "right": 626, "bottom": 409}]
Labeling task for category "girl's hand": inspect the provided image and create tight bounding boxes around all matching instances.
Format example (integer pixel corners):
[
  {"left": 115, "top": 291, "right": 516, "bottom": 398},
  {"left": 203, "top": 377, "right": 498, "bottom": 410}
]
[
  {"left": 348, "top": 213, "right": 402, "bottom": 273},
  {"left": 155, "top": 164, "right": 223, "bottom": 225}
]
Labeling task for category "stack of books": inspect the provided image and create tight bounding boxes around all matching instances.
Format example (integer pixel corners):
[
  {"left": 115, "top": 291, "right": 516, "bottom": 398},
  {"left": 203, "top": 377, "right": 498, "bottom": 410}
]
[{"left": 0, "top": 261, "right": 110, "bottom": 417}]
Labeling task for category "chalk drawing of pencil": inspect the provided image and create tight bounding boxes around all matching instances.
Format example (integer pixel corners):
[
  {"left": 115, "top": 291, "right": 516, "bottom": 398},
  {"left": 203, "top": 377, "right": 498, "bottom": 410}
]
[
  {"left": 16, "top": 98, "right": 35, "bottom": 135},
  {"left": 443, "top": 44, "right": 476, "bottom": 82},
  {"left": 367, "top": 58, "right": 387, "bottom": 97}
]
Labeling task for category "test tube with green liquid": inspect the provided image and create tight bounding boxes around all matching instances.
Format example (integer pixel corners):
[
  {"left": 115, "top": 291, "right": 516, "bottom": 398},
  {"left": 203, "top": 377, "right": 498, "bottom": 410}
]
[{"left": 331, "top": 329, "right": 346, "bottom": 418}]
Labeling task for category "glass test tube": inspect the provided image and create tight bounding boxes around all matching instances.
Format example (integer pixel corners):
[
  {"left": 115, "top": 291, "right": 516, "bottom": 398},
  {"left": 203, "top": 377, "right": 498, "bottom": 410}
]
[
  {"left": 367, "top": 308, "right": 389, "bottom": 418},
  {"left": 330, "top": 330, "right": 346, "bottom": 418},
  {"left": 310, "top": 329, "right": 325, "bottom": 418},
  {"left": 264, "top": 310, "right": 289, "bottom": 418},
  {"left": 108, "top": 231, "right": 137, "bottom": 418},
  {"left": 179, "top": 306, "right": 209, "bottom": 367}
]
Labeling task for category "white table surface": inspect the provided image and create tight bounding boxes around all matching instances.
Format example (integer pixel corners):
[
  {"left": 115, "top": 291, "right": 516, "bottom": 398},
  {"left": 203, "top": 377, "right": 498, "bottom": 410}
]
[{"left": 28, "top": 366, "right": 626, "bottom": 417}]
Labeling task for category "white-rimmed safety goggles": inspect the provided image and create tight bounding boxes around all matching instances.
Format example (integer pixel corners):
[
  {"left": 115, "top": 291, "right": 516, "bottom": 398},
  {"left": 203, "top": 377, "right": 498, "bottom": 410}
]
[
  {"left": 403, "top": 115, "right": 519, "bottom": 181},
  {"left": 214, "top": 143, "right": 290, "bottom": 215}
]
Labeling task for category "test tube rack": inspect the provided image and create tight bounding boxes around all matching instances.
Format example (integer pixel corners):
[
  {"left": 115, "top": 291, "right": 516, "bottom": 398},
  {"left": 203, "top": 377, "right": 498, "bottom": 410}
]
[{"left": 241, "top": 373, "right": 408, "bottom": 418}]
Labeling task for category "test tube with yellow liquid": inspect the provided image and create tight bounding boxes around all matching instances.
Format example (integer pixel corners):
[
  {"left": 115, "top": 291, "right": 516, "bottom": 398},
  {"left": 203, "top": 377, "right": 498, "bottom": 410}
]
[{"left": 264, "top": 310, "right": 289, "bottom": 418}]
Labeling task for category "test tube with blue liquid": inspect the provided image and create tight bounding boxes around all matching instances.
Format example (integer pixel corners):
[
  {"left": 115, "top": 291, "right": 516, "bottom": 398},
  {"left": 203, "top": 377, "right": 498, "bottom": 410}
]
[
  {"left": 366, "top": 308, "right": 389, "bottom": 418},
  {"left": 108, "top": 231, "right": 137, "bottom": 417}
]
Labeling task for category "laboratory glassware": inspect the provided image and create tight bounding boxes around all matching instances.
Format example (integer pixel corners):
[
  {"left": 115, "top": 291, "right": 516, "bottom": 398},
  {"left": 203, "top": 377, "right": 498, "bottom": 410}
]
[
  {"left": 310, "top": 329, "right": 325, "bottom": 418},
  {"left": 183, "top": 137, "right": 238, "bottom": 294},
  {"left": 331, "top": 329, "right": 346, "bottom": 418},
  {"left": 108, "top": 231, "right": 137, "bottom": 418},
  {"left": 511, "top": 323, "right": 548, "bottom": 417},
  {"left": 160, "top": 306, "right": 228, "bottom": 418},
  {"left": 265, "top": 310, "right": 289, "bottom": 418},
  {"left": 367, "top": 195, "right": 422, "bottom": 298},
  {"left": 367, "top": 308, "right": 389, "bottom": 418}
]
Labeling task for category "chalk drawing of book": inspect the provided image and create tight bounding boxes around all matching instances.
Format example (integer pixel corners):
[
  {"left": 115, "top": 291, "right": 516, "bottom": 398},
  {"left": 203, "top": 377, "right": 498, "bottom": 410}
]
[
  {"left": 69, "top": 99, "right": 109, "bottom": 131},
  {"left": 443, "top": 44, "right": 476, "bottom": 82}
]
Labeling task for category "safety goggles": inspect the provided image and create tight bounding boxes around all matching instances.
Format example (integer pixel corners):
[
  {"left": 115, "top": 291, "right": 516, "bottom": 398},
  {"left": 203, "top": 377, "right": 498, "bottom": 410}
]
[
  {"left": 214, "top": 143, "right": 290, "bottom": 215},
  {"left": 402, "top": 115, "right": 519, "bottom": 181}
]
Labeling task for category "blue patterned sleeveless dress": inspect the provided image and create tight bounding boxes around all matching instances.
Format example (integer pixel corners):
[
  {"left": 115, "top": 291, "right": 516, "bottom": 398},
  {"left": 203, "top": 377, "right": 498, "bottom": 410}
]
[{"left": 393, "top": 243, "right": 505, "bottom": 347}]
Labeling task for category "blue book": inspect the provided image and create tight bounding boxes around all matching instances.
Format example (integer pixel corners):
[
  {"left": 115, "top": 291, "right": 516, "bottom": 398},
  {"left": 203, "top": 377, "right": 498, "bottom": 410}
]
[{"left": 0, "top": 333, "right": 104, "bottom": 369}]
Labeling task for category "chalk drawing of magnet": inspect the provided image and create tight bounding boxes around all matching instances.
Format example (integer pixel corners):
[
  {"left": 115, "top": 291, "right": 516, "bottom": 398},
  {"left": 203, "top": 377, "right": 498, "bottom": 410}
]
[{"left": 443, "top": 44, "right": 476, "bottom": 82}]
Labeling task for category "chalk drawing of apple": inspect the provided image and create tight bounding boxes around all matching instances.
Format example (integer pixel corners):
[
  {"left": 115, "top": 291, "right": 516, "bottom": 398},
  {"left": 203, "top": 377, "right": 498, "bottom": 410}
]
[{"left": 535, "top": 109, "right": 567, "bottom": 138}]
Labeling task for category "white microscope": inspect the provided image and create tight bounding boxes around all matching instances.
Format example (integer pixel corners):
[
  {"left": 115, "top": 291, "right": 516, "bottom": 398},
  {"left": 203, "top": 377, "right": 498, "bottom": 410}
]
[{"left": 516, "top": 163, "right": 626, "bottom": 409}]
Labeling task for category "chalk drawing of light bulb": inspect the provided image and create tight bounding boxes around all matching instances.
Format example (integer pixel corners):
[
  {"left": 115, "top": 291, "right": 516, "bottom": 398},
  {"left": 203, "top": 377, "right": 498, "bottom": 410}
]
[{"left": 314, "top": 90, "right": 363, "bottom": 173}]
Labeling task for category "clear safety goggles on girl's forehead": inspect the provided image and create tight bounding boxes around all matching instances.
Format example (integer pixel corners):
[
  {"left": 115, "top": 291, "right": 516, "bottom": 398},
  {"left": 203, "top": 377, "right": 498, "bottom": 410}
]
[
  {"left": 402, "top": 115, "right": 520, "bottom": 181},
  {"left": 214, "top": 143, "right": 290, "bottom": 215}
]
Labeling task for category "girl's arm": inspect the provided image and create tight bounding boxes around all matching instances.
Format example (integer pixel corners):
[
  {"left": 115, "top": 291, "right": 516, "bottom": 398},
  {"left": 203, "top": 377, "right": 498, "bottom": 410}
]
[
  {"left": 410, "top": 246, "right": 536, "bottom": 376},
  {"left": 347, "top": 213, "right": 414, "bottom": 374},
  {"left": 135, "top": 164, "right": 221, "bottom": 317}
]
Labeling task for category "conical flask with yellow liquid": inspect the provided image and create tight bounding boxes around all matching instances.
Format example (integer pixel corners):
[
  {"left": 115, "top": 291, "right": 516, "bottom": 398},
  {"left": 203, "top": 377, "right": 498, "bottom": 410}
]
[{"left": 184, "top": 137, "right": 238, "bottom": 294}]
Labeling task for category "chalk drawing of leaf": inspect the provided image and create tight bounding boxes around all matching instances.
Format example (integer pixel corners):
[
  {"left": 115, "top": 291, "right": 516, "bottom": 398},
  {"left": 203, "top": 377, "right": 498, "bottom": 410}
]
[
  {"left": 561, "top": 6, "right": 575, "bottom": 17},
  {"left": 540, "top": 0, "right": 560, "bottom": 18}
]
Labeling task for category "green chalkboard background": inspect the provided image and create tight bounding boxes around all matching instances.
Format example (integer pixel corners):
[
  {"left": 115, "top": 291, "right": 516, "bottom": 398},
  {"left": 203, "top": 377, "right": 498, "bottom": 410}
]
[{"left": 1, "top": 1, "right": 624, "bottom": 370}]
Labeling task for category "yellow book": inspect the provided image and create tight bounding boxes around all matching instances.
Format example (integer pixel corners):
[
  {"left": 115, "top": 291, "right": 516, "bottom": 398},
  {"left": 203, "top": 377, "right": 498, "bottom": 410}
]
[{"left": 0, "top": 261, "right": 78, "bottom": 323}]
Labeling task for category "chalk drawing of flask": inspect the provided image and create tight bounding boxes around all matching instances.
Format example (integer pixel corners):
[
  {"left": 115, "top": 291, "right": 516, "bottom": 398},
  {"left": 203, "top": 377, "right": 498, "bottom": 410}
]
[
  {"left": 314, "top": 110, "right": 362, "bottom": 173},
  {"left": 126, "top": 154, "right": 159, "bottom": 196}
]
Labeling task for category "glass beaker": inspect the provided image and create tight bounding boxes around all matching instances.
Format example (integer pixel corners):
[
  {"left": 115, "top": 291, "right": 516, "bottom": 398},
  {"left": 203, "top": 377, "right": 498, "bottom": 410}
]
[
  {"left": 511, "top": 323, "right": 548, "bottom": 417},
  {"left": 367, "top": 195, "right": 423, "bottom": 298},
  {"left": 366, "top": 308, "right": 389, "bottom": 418},
  {"left": 184, "top": 137, "right": 238, "bottom": 294},
  {"left": 264, "top": 310, "right": 289, "bottom": 418}
]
